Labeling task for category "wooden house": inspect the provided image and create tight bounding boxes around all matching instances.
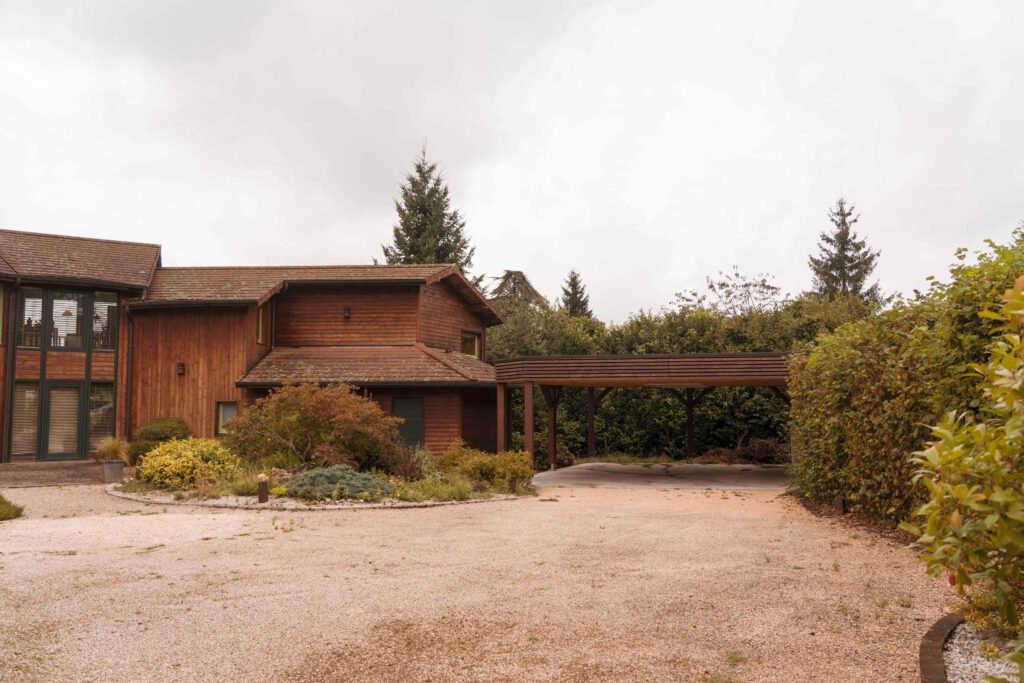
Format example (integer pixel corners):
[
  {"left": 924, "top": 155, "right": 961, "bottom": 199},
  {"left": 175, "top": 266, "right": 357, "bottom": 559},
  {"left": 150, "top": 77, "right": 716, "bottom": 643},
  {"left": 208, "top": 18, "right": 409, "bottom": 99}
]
[{"left": 0, "top": 228, "right": 502, "bottom": 463}]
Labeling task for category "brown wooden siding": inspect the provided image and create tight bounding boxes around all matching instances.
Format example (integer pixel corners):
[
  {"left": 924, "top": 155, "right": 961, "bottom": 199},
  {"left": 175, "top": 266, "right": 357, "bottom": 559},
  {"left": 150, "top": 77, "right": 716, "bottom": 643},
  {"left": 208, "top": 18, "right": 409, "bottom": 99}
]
[
  {"left": 275, "top": 285, "right": 419, "bottom": 347},
  {"left": 418, "top": 281, "right": 486, "bottom": 355},
  {"left": 14, "top": 350, "right": 41, "bottom": 380},
  {"left": 92, "top": 351, "right": 116, "bottom": 381},
  {"left": 370, "top": 388, "right": 463, "bottom": 454},
  {"left": 129, "top": 306, "right": 249, "bottom": 438},
  {"left": 45, "top": 352, "right": 87, "bottom": 380},
  {"left": 245, "top": 303, "right": 272, "bottom": 369},
  {"left": 115, "top": 302, "right": 130, "bottom": 439},
  {"left": 461, "top": 387, "right": 497, "bottom": 452}
]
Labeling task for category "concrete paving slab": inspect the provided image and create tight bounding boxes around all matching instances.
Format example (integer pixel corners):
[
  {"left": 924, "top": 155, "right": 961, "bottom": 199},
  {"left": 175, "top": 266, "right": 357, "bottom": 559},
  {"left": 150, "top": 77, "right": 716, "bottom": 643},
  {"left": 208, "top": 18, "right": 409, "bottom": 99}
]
[{"left": 532, "top": 462, "right": 790, "bottom": 490}]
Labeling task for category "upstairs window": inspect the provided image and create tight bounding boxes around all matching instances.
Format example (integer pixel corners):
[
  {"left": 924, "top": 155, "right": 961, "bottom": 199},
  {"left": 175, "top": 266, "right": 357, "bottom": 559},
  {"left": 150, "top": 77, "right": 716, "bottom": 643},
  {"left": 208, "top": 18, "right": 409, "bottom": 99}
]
[
  {"left": 50, "top": 291, "right": 85, "bottom": 349},
  {"left": 461, "top": 331, "right": 481, "bottom": 359},
  {"left": 16, "top": 287, "right": 44, "bottom": 348},
  {"left": 93, "top": 292, "right": 118, "bottom": 351},
  {"left": 256, "top": 305, "right": 266, "bottom": 345}
]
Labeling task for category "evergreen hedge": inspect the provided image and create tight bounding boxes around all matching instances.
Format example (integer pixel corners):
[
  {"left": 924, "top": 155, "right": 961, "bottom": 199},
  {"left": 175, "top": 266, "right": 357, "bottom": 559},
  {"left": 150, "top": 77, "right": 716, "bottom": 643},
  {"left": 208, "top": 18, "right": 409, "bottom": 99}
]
[{"left": 789, "top": 230, "right": 1024, "bottom": 524}]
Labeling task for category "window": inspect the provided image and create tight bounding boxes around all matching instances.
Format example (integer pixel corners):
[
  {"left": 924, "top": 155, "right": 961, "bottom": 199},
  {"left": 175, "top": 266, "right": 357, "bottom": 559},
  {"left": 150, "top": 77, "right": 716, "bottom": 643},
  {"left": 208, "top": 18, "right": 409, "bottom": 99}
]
[
  {"left": 461, "top": 331, "right": 481, "bottom": 358},
  {"left": 50, "top": 291, "right": 85, "bottom": 349},
  {"left": 47, "top": 385, "right": 81, "bottom": 456},
  {"left": 256, "top": 305, "right": 266, "bottom": 345},
  {"left": 92, "top": 292, "right": 118, "bottom": 351},
  {"left": 0, "top": 284, "right": 4, "bottom": 345},
  {"left": 88, "top": 384, "right": 115, "bottom": 454},
  {"left": 392, "top": 397, "right": 424, "bottom": 447},
  {"left": 16, "top": 287, "right": 43, "bottom": 348},
  {"left": 217, "top": 401, "right": 238, "bottom": 435},
  {"left": 11, "top": 383, "right": 39, "bottom": 457}
]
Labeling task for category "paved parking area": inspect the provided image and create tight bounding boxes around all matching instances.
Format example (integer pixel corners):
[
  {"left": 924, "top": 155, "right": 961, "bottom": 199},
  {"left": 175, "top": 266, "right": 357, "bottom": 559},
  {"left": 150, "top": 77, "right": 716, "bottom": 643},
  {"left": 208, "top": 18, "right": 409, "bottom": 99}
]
[{"left": 533, "top": 462, "right": 790, "bottom": 490}]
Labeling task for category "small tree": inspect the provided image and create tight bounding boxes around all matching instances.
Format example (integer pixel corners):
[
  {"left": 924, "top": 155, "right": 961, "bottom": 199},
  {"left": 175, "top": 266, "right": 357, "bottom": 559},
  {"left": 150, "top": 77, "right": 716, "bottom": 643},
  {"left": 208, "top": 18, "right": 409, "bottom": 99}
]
[
  {"left": 808, "top": 197, "right": 883, "bottom": 302},
  {"left": 560, "top": 270, "right": 593, "bottom": 317},
  {"left": 382, "top": 150, "right": 478, "bottom": 283},
  {"left": 224, "top": 383, "right": 403, "bottom": 470}
]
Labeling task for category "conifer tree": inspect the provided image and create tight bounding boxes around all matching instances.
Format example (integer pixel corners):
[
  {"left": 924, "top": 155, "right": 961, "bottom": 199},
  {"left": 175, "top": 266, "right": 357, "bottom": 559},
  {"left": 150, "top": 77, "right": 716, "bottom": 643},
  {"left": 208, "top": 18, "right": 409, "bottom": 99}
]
[
  {"left": 560, "top": 269, "right": 593, "bottom": 317},
  {"left": 382, "top": 150, "right": 477, "bottom": 279},
  {"left": 489, "top": 270, "right": 549, "bottom": 311},
  {"left": 808, "top": 197, "right": 883, "bottom": 301}
]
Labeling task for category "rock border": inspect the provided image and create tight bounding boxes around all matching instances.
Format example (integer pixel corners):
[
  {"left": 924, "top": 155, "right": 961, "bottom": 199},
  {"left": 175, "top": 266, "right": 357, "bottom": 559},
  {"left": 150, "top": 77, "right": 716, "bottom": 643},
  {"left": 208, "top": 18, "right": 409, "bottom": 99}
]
[
  {"left": 920, "top": 611, "right": 964, "bottom": 683},
  {"left": 105, "top": 482, "right": 523, "bottom": 512}
]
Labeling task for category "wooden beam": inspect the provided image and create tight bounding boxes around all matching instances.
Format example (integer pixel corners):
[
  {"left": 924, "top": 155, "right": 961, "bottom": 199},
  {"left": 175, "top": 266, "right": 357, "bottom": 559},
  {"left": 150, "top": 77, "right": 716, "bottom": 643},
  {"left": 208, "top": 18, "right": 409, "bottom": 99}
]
[
  {"left": 523, "top": 381, "right": 535, "bottom": 455},
  {"left": 496, "top": 383, "right": 507, "bottom": 453}
]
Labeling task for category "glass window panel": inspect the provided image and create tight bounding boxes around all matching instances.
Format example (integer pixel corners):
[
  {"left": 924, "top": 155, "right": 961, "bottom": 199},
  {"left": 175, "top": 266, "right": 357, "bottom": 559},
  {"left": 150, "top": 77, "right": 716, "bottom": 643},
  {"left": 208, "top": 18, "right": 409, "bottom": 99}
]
[
  {"left": 217, "top": 402, "right": 238, "bottom": 435},
  {"left": 88, "top": 384, "right": 115, "bottom": 454},
  {"left": 16, "top": 287, "right": 43, "bottom": 348},
  {"left": 93, "top": 292, "right": 118, "bottom": 351},
  {"left": 461, "top": 332, "right": 481, "bottom": 358},
  {"left": 11, "top": 383, "right": 39, "bottom": 457},
  {"left": 50, "top": 291, "right": 85, "bottom": 349},
  {"left": 47, "top": 386, "right": 81, "bottom": 455}
]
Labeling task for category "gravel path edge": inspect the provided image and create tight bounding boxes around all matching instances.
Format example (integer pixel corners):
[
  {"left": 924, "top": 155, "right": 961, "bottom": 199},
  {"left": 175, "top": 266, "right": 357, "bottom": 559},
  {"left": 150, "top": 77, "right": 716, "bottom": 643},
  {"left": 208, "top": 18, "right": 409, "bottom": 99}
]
[
  {"left": 921, "top": 611, "right": 964, "bottom": 683},
  {"left": 104, "top": 482, "right": 525, "bottom": 511}
]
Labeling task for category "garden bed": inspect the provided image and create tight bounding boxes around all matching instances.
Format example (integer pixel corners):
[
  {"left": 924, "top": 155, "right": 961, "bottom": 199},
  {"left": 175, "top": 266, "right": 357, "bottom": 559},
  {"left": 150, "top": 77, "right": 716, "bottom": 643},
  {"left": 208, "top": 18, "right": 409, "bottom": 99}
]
[
  {"left": 106, "top": 482, "right": 521, "bottom": 511},
  {"left": 944, "top": 620, "right": 1017, "bottom": 683}
]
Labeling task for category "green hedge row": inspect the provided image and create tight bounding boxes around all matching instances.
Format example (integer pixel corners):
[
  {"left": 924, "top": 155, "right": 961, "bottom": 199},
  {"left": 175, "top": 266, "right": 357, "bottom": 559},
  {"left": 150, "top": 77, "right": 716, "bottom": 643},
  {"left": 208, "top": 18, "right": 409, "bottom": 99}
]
[{"left": 789, "top": 230, "right": 1024, "bottom": 524}]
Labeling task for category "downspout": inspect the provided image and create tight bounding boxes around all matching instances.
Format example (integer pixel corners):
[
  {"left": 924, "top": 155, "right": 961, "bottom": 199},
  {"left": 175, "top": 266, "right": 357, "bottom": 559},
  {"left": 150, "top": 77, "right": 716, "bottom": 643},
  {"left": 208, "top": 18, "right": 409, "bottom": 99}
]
[
  {"left": 2, "top": 279, "right": 21, "bottom": 462},
  {"left": 124, "top": 306, "right": 134, "bottom": 439}
]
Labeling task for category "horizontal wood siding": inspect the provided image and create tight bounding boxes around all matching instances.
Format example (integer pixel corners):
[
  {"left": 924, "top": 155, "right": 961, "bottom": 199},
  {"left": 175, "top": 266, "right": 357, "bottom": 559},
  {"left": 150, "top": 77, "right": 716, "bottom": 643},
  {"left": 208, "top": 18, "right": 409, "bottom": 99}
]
[
  {"left": 92, "top": 351, "right": 116, "bottom": 381},
  {"left": 14, "top": 351, "right": 41, "bottom": 380},
  {"left": 129, "top": 307, "right": 249, "bottom": 438},
  {"left": 275, "top": 285, "right": 418, "bottom": 346},
  {"left": 45, "top": 352, "right": 87, "bottom": 380},
  {"left": 418, "top": 281, "right": 486, "bottom": 354},
  {"left": 461, "top": 387, "right": 497, "bottom": 453}
]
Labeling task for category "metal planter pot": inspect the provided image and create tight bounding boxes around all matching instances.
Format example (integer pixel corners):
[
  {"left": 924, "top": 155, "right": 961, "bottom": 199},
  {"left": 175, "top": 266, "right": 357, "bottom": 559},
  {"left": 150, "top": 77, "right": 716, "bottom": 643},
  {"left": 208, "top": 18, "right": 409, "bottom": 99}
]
[{"left": 100, "top": 460, "right": 125, "bottom": 484}]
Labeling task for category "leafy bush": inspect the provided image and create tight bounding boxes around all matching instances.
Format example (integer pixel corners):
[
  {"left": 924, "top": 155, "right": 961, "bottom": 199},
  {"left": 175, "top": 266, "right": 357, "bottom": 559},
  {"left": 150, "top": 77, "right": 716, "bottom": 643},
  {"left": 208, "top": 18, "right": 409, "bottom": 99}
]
[
  {"left": 137, "top": 438, "right": 240, "bottom": 490},
  {"left": 223, "top": 383, "right": 403, "bottom": 470},
  {"left": 394, "top": 474, "right": 473, "bottom": 502},
  {"left": 129, "top": 417, "right": 191, "bottom": 466},
  {"left": 285, "top": 465, "right": 392, "bottom": 502},
  {"left": 134, "top": 417, "right": 191, "bottom": 441},
  {"left": 434, "top": 441, "right": 535, "bottom": 493},
  {"left": 903, "top": 280, "right": 1024, "bottom": 677},
  {"left": 0, "top": 494, "right": 23, "bottom": 521},
  {"left": 94, "top": 437, "right": 130, "bottom": 464},
  {"left": 789, "top": 231, "right": 1024, "bottom": 523}
]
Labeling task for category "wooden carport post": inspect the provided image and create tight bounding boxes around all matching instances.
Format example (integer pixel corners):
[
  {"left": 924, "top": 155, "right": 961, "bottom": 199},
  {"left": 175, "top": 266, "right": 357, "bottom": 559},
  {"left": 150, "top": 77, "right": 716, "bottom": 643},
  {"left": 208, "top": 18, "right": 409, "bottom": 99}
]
[
  {"left": 523, "top": 381, "right": 535, "bottom": 455},
  {"left": 586, "top": 387, "right": 613, "bottom": 459},
  {"left": 496, "top": 383, "right": 508, "bottom": 452},
  {"left": 541, "top": 385, "right": 563, "bottom": 470},
  {"left": 667, "top": 387, "right": 714, "bottom": 458}
]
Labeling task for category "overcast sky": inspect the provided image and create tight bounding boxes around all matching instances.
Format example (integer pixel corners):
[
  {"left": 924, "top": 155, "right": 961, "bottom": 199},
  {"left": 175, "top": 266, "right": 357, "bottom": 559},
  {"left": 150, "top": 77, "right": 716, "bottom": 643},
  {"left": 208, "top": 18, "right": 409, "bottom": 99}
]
[{"left": 1, "top": 1, "right": 1022, "bottom": 320}]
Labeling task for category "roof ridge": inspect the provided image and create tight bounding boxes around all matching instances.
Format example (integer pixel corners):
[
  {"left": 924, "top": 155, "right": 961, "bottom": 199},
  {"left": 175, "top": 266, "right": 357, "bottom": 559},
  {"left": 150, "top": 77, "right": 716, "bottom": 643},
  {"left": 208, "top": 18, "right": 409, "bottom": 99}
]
[
  {"left": 155, "top": 264, "right": 455, "bottom": 271},
  {"left": 0, "top": 227, "right": 161, "bottom": 249}
]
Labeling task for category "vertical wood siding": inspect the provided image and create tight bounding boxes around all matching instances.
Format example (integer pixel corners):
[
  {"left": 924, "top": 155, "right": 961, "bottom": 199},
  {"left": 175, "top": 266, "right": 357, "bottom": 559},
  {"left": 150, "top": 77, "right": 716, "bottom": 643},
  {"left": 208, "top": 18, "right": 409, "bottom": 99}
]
[
  {"left": 370, "top": 388, "right": 463, "bottom": 454},
  {"left": 129, "top": 306, "right": 249, "bottom": 438},
  {"left": 417, "top": 281, "right": 486, "bottom": 354},
  {"left": 275, "top": 285, "right": 419, "bottom": 346}
]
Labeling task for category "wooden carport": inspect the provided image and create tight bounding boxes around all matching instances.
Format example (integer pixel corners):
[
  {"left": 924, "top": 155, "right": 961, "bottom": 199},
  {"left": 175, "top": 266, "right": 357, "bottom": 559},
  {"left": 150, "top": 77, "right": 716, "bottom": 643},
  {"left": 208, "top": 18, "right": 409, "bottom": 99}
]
[{"left": 494, "top": 353, "right": 789, "bottom": 468}]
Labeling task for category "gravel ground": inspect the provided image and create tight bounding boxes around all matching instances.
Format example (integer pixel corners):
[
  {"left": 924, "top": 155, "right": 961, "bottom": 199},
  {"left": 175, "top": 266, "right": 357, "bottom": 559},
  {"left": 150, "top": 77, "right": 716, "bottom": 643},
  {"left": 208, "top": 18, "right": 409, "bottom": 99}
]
[
  {"left": 945, "top": 621, "right": 1017, "bottom": 682},
  {"left": 0, "top": 484, "right": 952, "bottom": 682}
]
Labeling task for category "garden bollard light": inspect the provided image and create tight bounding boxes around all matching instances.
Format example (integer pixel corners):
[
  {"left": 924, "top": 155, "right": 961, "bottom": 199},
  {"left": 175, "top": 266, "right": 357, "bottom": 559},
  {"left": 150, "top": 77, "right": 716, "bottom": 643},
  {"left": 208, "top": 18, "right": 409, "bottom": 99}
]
[{"left": 257, "top": 474, "right": 269, "bottom": 504}]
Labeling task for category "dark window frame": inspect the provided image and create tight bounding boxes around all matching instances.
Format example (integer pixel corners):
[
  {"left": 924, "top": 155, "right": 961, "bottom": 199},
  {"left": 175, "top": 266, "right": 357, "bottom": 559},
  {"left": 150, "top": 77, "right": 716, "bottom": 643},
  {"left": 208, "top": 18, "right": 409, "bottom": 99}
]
[
  {"left": 216, "top": 401, "right": 239, "bottom": 435},
  {"left": 460, "top": 330, "right": 481, "bottom": 359}
]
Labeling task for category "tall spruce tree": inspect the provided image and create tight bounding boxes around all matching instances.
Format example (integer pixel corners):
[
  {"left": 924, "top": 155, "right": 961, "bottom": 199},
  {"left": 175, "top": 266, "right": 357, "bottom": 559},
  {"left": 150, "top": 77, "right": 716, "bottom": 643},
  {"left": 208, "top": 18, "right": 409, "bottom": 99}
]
[
  {"left": 382, "top": 150, "right": 477, "bottom": 279},
  {"left": 560, "top": 269, "right": 593, "bottom": 317},
  {"left": 808, "top": 197, "right": 882, "bottom": 301},
  {"left": 489, "top": 270, "right": 549, "bottom": 311}
]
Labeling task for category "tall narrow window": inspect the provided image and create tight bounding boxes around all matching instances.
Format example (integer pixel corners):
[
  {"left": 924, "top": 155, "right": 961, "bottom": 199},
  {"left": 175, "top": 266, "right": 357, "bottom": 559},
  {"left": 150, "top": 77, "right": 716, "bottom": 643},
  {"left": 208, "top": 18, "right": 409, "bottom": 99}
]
[
  {"left": 11, "top": 383, "right": 39, "bottom": 458},
  {"left": 217, "top": 401, "right": 238, "bottom": 435},
  {"left": 88, "top": 384, "right": 115, "bottom": 454},
  {"left": 50, "top": 291, "right": 85, "bottom": 349},
  {"left": 461, "top": 331, "right": 481, "bottom": 359},
  {"left": 16, "top": 287, "right": 43, "bottom": 348},
  {"left": 256, "top": 305, "right": 266, "bottom": 345},
  {"left": 93, "top": 292, "right": 118, "bottom": 351},
  {"left": 0, "top": 284, "right": 5, "bottom": 345}
]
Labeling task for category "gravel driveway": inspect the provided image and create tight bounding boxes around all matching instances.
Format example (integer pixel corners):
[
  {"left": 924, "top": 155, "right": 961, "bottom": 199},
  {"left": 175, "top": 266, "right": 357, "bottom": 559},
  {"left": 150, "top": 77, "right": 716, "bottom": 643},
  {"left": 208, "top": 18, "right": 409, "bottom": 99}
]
[{"left": 0, "top": 484, "right": 950, "bottom": 682}]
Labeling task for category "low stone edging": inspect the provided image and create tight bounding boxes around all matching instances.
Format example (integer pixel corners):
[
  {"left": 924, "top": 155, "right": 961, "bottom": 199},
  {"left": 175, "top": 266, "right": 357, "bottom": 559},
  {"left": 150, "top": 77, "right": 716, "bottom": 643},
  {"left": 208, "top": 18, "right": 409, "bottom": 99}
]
[
  {"left": 104, "top": 482, "right": 522, "bottom": 511},
  {"left": 920, "top": 611, "right": 964, "bottom": 683}
]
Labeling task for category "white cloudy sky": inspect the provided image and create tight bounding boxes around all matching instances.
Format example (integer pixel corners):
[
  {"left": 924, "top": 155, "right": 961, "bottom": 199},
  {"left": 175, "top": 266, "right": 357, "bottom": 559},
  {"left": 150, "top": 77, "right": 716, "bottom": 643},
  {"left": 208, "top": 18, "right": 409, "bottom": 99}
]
[{"left": 1, "top": 1, "right": 1022, "bottom": 320}]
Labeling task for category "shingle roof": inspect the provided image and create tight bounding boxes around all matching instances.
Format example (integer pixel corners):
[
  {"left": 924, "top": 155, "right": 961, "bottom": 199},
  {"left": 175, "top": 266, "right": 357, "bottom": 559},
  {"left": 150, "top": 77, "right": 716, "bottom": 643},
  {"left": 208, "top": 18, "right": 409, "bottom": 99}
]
[
  {"left": 237, "top": 344, "right": 496, "bottom": 387},
  {"left": 0, "top": 228, "right": 161, "bottom": 288},
  {"left": 136, "top": 263, "right": 503, "bottom": 326}
]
